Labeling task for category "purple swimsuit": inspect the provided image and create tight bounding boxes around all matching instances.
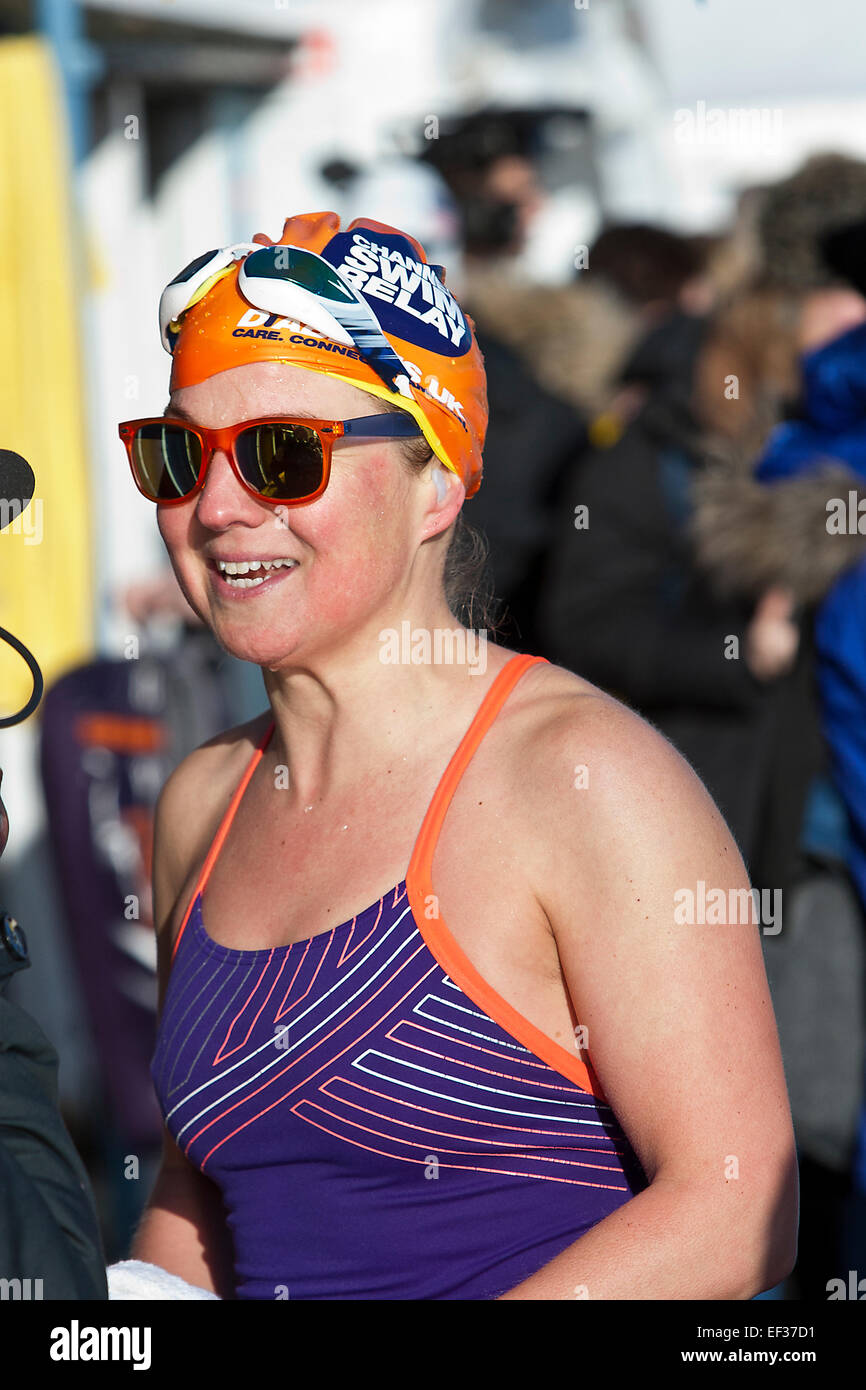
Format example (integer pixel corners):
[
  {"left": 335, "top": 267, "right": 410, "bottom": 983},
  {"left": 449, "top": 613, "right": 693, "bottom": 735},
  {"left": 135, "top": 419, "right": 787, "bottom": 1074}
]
[{"left": 151, "top": 653, "right": 648, "bottom": 1298}]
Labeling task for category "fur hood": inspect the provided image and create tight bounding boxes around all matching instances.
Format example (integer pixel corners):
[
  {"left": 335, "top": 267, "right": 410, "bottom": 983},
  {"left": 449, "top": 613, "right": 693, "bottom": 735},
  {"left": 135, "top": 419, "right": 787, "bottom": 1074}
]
[
  {"left": 758, "top": 153, "right": 866, "bottom": 292},
  {"left": 460, "top": 263, "right": 639, "bottom": 415},
  {"left": 690, "top": 450, "right": 866, "bottom": 605},
  {"left": 692, "top": 315, "right": 866, "bottom": 605}
]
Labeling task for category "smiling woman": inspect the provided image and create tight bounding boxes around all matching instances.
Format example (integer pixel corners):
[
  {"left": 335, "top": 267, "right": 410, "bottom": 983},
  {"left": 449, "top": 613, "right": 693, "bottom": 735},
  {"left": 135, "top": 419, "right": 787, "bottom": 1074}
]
[{"left": 125, "top": 211, "right": 798, "bottom": 1301}]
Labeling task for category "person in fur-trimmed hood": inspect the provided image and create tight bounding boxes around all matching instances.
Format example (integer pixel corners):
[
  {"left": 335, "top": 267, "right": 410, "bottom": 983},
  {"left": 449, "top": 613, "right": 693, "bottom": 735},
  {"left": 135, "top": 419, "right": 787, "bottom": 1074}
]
[
  {"left": 689, "top": 165, "right": 866, "bottom": 1263},
  {"left": 539, "top": 165, "right": 866, "bottom": 1283},
  {"left": 691, "top": 158, "right": 866, "bottom": 904}
]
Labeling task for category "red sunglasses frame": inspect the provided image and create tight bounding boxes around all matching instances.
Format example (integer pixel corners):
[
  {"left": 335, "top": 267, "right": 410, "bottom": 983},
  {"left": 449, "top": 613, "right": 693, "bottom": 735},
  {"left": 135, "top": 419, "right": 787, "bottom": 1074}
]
[{"left": 117, "top": 412, "right": 423, "bottom": 507}]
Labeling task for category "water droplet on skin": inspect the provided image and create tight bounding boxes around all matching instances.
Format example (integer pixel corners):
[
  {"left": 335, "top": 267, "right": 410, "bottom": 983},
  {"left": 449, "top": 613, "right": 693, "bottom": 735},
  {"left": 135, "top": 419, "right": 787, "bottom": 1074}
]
[
  {"left": 342, "top": 824, "right": 348, "bottom": 831},
  {"left": 304, "top": 804, "right": 313, "bottom": 814}
]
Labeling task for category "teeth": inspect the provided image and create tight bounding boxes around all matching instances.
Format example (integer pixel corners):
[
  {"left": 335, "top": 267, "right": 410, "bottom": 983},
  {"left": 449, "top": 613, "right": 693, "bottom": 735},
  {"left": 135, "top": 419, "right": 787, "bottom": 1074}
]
[{"left": 215, "top": 557, "right": 297, "bottom": 587}]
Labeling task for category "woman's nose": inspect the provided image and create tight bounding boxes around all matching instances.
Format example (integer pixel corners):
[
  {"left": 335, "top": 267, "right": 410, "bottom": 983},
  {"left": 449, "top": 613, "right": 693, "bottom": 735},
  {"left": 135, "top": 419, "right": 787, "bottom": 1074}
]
[{"left": 193, "top": 448, "right": 264, "bottom": 530}]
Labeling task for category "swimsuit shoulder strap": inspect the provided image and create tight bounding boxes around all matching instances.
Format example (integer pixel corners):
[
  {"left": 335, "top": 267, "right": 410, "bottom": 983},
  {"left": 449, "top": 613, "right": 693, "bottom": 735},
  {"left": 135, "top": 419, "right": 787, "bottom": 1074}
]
[
  {"left": 171, "top": 718, "right": 275, "bottom": 961},
  {"left": 408, "top": 652, "right": 548, "bottom": 884}
]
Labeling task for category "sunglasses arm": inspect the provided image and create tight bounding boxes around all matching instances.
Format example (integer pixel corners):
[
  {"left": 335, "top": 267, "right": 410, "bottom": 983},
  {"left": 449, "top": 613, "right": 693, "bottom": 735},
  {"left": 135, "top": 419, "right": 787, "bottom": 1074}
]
[{"left": 339, "top": 414, "right": 423, "bottom": 439}]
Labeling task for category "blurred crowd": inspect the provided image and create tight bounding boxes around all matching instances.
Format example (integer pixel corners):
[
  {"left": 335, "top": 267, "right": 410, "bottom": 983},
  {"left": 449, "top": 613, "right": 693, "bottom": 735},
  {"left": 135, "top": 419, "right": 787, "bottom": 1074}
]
[
  {"left": 6, "top": 98, "right": 866, "bottom": 1300},
  {"left": 437, "top": 125, "right": 866, "bottom": 1300}
]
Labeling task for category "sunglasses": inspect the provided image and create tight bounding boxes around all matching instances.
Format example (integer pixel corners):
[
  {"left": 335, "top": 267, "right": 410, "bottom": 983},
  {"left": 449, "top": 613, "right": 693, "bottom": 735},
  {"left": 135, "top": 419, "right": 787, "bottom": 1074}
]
[{"left": 118, "top": 413, "right": 423, "bottom": 506}]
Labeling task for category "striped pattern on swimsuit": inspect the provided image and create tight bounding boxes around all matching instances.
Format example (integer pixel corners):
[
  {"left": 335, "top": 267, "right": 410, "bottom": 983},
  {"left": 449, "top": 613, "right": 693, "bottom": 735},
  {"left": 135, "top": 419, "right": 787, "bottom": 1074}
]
[{"left": 151, "top": 652, "right": 648, "bottom": 1299}]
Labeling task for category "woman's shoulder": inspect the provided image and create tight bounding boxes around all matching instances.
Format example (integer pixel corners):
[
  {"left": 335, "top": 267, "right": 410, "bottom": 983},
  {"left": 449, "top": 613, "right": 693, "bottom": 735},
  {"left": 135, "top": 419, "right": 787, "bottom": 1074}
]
[
  {"left": 509, "top": 656, "right": 661, "bottom": 753},
  {"left": 158, "top": 710, "right": 272, "bottom": 812},
  {"left": 504, "top": 658, "right": 744, "bottom": 942},
  {"left": 153, "top": 711, "right": 273, "bottom": 897},
  {"left": 508, "top": 657, "right": 729, "bottom": 842}
]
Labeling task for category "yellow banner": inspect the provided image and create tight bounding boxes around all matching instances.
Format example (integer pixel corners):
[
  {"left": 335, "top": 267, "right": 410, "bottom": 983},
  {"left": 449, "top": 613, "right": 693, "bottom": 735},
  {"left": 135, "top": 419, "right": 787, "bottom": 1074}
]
[{"left": 0, "top": 35, "right": 92, "bottom": 714}]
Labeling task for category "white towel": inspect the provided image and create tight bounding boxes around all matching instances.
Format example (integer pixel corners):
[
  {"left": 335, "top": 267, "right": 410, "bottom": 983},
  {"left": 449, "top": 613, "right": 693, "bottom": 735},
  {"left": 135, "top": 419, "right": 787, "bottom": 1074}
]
[{"left": 107, "top": 1259, "right": 221, "bottom": 1300}]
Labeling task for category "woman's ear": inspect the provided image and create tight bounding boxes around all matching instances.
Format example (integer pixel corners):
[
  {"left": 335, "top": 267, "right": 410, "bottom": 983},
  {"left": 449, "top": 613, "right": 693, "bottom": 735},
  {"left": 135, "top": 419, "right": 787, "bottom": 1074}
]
[{"left": 421, "top": 464, "right": 465, "bottom": 540}]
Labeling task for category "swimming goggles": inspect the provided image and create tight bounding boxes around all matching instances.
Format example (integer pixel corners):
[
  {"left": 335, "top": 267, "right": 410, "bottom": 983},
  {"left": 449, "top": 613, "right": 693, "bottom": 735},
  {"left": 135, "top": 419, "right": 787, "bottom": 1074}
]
[{"left": 159, "top": 242, "right": 414, "bottom": 398}]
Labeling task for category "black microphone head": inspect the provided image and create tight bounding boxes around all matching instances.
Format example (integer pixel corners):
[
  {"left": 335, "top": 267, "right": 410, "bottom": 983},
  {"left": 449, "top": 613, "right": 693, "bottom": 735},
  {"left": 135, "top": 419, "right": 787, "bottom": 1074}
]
[{"left": 0, "top": 450, "right": 35, "bottom": 529}]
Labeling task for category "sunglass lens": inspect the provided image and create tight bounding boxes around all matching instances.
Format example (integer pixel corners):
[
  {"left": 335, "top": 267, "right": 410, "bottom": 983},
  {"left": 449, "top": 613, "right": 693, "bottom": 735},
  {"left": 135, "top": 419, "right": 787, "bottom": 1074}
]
[
  {"left": 235, "top": 424, "right": 324, "bottom": 501},
  {"left": 131, "top": 423, "right": 201, "bottom": 500}
]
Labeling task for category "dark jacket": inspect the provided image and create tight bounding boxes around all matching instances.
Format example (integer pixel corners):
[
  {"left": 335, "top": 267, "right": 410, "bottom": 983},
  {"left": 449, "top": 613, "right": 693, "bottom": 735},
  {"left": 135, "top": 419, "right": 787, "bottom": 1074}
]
[
  {"left": 0, "top": 914, "right": 108, "bottom": 1299},
  {"left": 535, "top": 312, "right": 819, "bottom": 883},
  {"left": 464, "top": 320, "right": 587, "bottom": 650}
]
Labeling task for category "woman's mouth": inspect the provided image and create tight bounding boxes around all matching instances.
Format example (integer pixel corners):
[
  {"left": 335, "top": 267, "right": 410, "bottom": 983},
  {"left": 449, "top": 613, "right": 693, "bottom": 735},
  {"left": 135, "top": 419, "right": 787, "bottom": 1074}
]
[{"left": 209, "top": 557, "right": 299, "bottom": 595}]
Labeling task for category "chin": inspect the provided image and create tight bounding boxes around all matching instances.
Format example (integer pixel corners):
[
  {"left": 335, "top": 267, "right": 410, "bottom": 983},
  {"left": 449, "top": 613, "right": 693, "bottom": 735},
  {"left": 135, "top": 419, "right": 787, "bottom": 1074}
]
[
  {"left": 210, "top": 625, "right": 301, "bottom": 669},
  {"left": 209, "top": 602, "right": 330, "bottom": 668}
]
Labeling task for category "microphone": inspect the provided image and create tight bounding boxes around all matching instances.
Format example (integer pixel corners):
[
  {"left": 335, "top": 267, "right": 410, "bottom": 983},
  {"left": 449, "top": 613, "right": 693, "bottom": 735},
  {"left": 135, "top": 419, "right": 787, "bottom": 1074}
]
[
  {"left": 0, "top": 450, "right": 35, "bottom": 518},
  {"left": 0, "top": 450, "right": 44, "bottom": 728}
]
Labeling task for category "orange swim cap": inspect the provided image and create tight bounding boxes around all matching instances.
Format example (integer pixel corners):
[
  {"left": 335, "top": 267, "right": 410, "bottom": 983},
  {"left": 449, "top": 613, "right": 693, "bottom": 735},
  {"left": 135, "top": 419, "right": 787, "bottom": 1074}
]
[{"left": 165, "top": 211, "right": 487, "bottom": 497}]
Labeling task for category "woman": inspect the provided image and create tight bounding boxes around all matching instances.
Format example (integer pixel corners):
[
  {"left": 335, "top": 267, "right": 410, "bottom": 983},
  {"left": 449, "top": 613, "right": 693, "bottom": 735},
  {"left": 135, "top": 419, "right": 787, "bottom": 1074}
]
[{"left": 126, "top": 211, "right": 797, "bottom": 1300}]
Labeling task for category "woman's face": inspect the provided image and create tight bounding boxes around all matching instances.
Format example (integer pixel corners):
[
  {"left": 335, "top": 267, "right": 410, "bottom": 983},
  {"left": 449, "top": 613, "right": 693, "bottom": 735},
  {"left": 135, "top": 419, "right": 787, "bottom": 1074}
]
[
  {"left": 157, "top": 360, "right": 427, "bottom": 668},
  {"left": 796, "top": 287, "right": 866, "bottom": 354}
]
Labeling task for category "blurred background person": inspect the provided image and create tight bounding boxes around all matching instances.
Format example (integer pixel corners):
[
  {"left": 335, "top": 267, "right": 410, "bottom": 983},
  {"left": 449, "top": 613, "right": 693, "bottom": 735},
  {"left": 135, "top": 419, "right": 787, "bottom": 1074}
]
[
  {"left": 689, "top": 156, "right": 866, "bottom": 1298},
  {"left": 418, "top": 106, "right": 591, "bottom": 650},
  {"left": 536, "top": 217, "right": 788, "bottom": 882},
  {"left": 537, "top": 152, "right": 866, "bottom": 1296}
]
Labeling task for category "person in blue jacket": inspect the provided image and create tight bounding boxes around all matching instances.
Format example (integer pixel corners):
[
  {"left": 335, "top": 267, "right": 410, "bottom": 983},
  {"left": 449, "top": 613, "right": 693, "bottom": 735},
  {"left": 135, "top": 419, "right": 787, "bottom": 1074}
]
[{"left": 750, "top": 274, "right": 866, "bottom": 1215}]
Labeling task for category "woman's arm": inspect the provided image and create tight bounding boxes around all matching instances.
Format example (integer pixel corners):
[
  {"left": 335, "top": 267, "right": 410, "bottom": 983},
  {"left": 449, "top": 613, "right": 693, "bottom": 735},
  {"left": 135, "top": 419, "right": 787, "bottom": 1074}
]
[
  {"left": 131, "top": 1132, "right": 235, "bottom": 1298},
  {"left": 129, "top": 750, "right": 238, "bottom": 1297},
  {"left": 500, "top": 685, "right": 798, "bottom": 1299}
]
